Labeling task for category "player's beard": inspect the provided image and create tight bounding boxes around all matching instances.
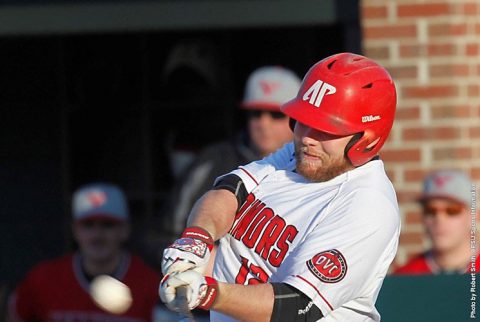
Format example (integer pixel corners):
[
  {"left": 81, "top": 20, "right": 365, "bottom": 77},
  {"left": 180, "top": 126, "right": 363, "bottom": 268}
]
[{"left": 295, "top": 145, "right": 353, "bottom": 182}]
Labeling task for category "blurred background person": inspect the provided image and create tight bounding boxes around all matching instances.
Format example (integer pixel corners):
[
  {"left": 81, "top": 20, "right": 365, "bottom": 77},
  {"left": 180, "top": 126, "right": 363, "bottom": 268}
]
[
  {"left": 395, "top": 170, "right": 479, "bottom": 275},
  {"left": 160, "top": 65, "right": 301, "bottom": 238},
  {"left": 7, "top": 183, "right": 160, "bottom": 322}
]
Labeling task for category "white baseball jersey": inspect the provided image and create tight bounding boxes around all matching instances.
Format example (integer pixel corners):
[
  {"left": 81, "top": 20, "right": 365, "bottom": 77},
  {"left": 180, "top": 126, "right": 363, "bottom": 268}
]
[{"left": 211, "top": 142, "right": 400, "bottom": 322}]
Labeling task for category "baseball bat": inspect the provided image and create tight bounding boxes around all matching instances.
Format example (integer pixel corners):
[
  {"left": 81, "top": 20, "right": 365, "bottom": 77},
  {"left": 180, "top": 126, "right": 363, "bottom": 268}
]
[{"left": 175, "top": 286, "right": 195, "bottom": 322}]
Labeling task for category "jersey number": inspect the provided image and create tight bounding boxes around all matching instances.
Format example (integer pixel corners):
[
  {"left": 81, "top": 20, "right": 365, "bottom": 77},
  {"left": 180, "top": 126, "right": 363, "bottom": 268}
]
[{"left": 235, "top": 256, "right": 269, "bottom": 285}]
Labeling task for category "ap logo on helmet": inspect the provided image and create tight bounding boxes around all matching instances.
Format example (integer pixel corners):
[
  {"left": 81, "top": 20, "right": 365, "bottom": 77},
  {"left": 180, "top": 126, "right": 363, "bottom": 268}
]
[{"left": 302, "top": 80, "right": 336, "bottom": 108}]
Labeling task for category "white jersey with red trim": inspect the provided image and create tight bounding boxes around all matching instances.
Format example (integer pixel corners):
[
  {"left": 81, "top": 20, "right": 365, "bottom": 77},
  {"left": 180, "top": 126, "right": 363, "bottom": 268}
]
[{"left": 211, "top": 142, "right": 400, "bottom": 322}]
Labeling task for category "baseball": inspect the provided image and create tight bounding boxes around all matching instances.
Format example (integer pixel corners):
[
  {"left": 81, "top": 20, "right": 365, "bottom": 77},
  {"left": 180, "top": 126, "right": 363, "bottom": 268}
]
[{"left": 90, "top": 275, "right": 132, "bottom": 314}]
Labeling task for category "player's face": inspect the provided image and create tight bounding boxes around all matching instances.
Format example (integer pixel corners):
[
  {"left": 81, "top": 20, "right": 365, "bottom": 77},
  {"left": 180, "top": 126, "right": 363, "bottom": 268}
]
[
  {"left": 248, "top": 109, "right": 293, "bottom": 157},
  {"left": 293, "top": 122, "right": 354, "bottom": 182},
  {"left": 422, "top": 198, "right": 470, "bottom": 254},
  {"left": 73, "top": 219, "right": 129, "bottom": 263}
]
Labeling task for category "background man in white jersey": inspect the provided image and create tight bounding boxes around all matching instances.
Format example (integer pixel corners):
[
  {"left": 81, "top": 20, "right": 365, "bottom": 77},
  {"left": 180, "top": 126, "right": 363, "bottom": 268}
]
[{"left": 159, "top": 52, "right": 399, "bottom": 322}]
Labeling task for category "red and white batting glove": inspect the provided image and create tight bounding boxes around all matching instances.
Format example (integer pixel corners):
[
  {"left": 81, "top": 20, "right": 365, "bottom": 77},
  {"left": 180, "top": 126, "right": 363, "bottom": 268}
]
[
  {"left": 162, "top": 226, "right": 214, "bottom": 275},
  {"left": 159, "top": 271, "right": 218, "bottom": 311}
]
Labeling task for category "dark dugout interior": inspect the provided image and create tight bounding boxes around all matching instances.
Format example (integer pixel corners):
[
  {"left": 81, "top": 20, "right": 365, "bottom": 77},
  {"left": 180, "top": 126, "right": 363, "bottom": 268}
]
[{"left": 0, "top": 2, "right": 361, "bottom": 314}]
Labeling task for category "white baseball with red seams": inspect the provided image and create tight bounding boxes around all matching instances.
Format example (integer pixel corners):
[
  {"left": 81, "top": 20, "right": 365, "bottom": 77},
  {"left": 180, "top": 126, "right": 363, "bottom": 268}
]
[{"left": 211, "top": 142, "right": 401, "bottom": 322}]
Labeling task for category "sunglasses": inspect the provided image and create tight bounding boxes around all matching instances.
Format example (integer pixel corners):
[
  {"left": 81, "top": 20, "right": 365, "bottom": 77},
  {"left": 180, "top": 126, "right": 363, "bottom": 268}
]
[
  {"left": 78, "top": 219, "right": 121, "bottom": 229},
  {"left": 422, "top": 204, "right": 465, "bottom": 217},
  {"left": 248, "top": 110, "right": 287, "bottom": 120}
]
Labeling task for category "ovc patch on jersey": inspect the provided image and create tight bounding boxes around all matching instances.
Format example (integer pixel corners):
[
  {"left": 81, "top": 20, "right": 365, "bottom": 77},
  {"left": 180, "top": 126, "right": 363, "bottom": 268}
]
[{"left": 307, "top": 249, "right": 347, "bottom": 283}]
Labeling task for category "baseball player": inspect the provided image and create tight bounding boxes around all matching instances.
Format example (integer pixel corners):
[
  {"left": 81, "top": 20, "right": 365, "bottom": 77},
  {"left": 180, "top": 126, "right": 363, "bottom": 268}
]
[
  {"left": 8, "top": 183, "right": 160, "bottom": 322},
  {"left": 160, "top": 53, "right": 400, "bottom": 321}
]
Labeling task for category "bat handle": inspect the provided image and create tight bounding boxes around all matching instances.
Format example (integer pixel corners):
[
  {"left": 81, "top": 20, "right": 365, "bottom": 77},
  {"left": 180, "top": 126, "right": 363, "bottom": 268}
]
[{"left": 175, "top": 286, "right": 195, "bottom": 322}]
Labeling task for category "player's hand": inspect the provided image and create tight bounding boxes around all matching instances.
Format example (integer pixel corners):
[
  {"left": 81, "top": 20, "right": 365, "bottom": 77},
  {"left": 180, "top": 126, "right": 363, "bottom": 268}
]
[
  {"left": 162, "top": 226, "right": 214, "bottom": 275},
  {"left": 159, "top": 270, "right": 218, "bottom": 311}
]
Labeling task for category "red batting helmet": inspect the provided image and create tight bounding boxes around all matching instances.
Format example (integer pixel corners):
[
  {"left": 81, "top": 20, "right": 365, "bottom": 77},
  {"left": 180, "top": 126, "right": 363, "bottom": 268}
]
[{"left": 281, "top": 52, "right": 397, "bottom": 167}]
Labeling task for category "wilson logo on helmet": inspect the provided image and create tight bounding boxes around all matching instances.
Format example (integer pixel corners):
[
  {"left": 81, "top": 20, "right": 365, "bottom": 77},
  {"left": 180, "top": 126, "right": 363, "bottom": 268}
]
[
  {"left": 361, "top": 115, "right": 381, "bottom": 123},
  {"left": 302, "top": 80, "right": 336, "bottom": 108}
]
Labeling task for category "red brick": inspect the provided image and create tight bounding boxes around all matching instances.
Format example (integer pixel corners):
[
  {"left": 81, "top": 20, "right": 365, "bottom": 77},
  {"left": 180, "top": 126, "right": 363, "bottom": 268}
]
[
  {"left": 396, "top": 106, "right": 420, "bottom": 120},
  {"left": 461, "top": 2, "right": 479, "bottom": 15},
  {"left": 400, "top": 43, "right": 459, "bottom": 59},
  {"left": 362, "top": 5, "right": 388, "bottom": 19},
  {"left": 388, "top": 65, "right": 417, "bottom": 79},
  {"left": 403, "top": 85, "right": 459, "bottom": 99},
  {"left": 429, "top": 23, "right": 468, "bottom": 37},
  {"left": 399, "top": 231, "right": 425, "bottom": 245},
  {"left": 471, "top": 168, "right": 480, "bottom": 180},
  {"left": 364, "top": 24, "right": 417, "bottom": 40},
  {"left": 466, "top": 43, "right": 480, "bottom": 56},
  {"left": 476, "top": 23, "right": 480, "bottom": 35},
  {"left": 428, "top": 43, "right": 457, "bottom": 57},
  {"left": 433, "top": 147, "right": 472, "bottom": 160},
  {"left": 399, "top": 44, "right": 424, "bottom": 58},
  {"left": 380, "top": 148, "right": 421, "bottom": 162},
  {"left": 364, "top": 45, "right": 390, "bottom": 60},
  {"left": 405, "top": 211, "right": 423, "bottom": 225},
  {"left": 397, "top": 3, "right": 451, "bottom": 17},
  {"left": 396, "top": 190, "right": 421, "bottom": 203},
  {"left": 469, "top": 127, "right": 480, "bottom": 138},
  {"left": 404, "top": 169, "right": 429, "bottom": 182},
  {"left": 429, "top": 63, "right": 470, "bottom": 78},
  {"left": 431, "top": 105, "right": 471, "bottom": 119},
  {"left": 403, "top": 127, "right": 461, "bottom": 141},
  {"left": 468, "top": 84, "right": 480, "bottom": 97}
]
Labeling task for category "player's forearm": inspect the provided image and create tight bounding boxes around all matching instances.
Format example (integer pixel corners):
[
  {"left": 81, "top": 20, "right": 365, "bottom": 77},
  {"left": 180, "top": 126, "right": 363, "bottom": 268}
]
[
  {"left": 212, "top": 282, "right": 274, "bottom": 322},
  {"left": 187, "top": 189, "right": 237, "bottom": 240}
]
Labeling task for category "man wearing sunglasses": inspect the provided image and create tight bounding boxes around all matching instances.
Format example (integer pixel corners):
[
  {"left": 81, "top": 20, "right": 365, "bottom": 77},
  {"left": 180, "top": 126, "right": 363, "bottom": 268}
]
[
  {"left": 162, "top": 66, "right": 301, "bottom": 238},
  {"left": 395, "top": 170, "right": 479, "bottom": 274},
  {"left": 8, "top": 183, "right": 160, "bottom": 322}
]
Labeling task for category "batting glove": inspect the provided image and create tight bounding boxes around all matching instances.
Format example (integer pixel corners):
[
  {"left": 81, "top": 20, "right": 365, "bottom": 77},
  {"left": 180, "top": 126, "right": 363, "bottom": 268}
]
[
  {"left": 162, "top": 226, "right": 214, "bottom": 275},
  {"left": 159, "top": 270, "right": 219, "bottom": 311}
]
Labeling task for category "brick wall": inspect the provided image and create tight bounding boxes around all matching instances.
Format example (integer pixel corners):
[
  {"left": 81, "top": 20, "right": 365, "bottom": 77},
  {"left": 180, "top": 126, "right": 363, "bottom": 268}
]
[{"left": 361, "top": 0, "right": 480, "bottom": 268}]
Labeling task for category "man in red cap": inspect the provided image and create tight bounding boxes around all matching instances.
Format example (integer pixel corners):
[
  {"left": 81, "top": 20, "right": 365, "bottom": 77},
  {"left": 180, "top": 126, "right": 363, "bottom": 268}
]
[
  {"left": 8, "top": 183, "right": 160, "bottom": 322},
  {"left": 396, "top": 170, "right": 478, "bottom": 275}
]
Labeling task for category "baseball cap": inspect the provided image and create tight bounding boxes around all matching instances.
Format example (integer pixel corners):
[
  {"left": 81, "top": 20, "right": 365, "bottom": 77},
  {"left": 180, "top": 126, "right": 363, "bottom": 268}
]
[
  {"left": 241, "top": 66, "right": 301, "bottom": 112},
  {"left": 418, "top": 170, "right": 473, "bottom": 206},
  {"left": 72, "top": 183, "right": 129, "bottom": 222}
]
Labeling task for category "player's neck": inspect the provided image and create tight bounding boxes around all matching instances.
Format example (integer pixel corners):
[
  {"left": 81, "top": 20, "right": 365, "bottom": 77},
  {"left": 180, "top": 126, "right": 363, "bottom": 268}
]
[
  {"left": 432, "top": 241, "right": 472, "bottom": 271},
  {"left": 82, "top": 251, "right": 124, "bottom": 277}
]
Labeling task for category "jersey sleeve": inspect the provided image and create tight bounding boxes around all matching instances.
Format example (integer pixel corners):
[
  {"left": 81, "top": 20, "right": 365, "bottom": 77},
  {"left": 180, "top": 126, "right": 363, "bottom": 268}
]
[
  {"left": 273, "top": 189, "right": 400, "bottom": 317},
  {"left": 215, "top": 142, "right": 295, "bottom": 193}
]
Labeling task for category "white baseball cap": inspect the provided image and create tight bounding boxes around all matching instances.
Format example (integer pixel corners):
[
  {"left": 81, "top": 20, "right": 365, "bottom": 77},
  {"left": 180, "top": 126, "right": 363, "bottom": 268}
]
[
  {"left": 418, "top": 170, "right": 473, "bottom": 206},
  {"left": 73, "top": 183, "right": 129, "bottom": 222},
  {"left": 241, "top": 66, "right": 301, "bottom": 111}
]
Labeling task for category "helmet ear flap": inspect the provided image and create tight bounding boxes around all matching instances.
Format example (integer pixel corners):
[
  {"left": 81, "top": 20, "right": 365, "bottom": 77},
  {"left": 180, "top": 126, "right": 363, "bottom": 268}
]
[
  {"left": 344, "top": 133, "right": 363, "bottom": 164},
  {"left": 345, "top": 130, "right": 381, "bottom": 167}
]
